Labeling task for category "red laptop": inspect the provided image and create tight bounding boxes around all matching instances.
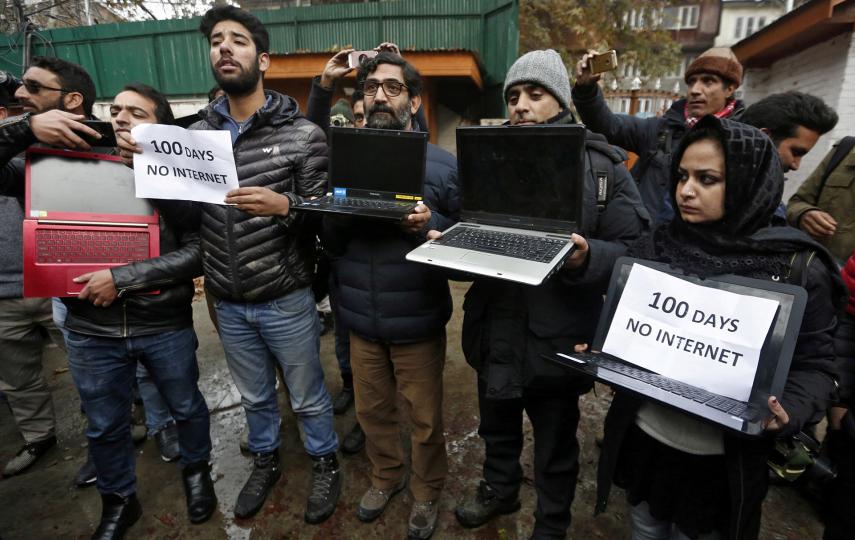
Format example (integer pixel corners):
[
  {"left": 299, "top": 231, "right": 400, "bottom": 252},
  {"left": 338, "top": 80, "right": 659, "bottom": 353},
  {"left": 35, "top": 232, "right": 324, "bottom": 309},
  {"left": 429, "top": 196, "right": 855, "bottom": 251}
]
[{"left": 23, "top": 147, "right": 160, "bottom": 297}]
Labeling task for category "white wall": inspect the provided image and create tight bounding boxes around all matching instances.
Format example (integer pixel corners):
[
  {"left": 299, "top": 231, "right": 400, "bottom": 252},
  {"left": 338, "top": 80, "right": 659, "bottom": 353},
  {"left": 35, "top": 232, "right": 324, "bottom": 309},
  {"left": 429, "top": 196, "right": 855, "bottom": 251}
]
[
  {"left": 716, "top": 5, "right": 784, "bottom": 48},
  {"left": 741, "top": 31, "right": 855, "bottom": 201}
]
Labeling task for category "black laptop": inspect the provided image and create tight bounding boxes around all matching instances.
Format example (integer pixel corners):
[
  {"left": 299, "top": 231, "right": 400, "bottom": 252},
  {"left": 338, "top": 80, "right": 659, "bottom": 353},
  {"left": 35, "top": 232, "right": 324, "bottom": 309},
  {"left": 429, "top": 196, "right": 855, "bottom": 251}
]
[
  {"left": 545, "top": 257, "right": 807, "bottom": 436},
  {"left": 293, "top": 127, "right": 427, "bottom": 220}
]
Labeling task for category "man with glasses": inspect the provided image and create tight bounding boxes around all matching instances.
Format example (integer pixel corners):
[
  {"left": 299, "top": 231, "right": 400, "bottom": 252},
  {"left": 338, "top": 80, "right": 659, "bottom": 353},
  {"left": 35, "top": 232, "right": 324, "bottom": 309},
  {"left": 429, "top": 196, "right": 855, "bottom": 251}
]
[
  {"left": 322, "top": 52, "right": 459, "bottom": 539},
  {"left": 0, "top": 56, "right": 102, "bottom": 480}
]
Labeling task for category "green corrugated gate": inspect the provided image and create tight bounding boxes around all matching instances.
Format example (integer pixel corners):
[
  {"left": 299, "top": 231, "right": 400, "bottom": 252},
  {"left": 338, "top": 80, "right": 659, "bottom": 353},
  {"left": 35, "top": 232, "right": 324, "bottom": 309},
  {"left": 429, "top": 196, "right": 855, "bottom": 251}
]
[{"left": 0, "top": 0, "right": 518, "bottom": 115}]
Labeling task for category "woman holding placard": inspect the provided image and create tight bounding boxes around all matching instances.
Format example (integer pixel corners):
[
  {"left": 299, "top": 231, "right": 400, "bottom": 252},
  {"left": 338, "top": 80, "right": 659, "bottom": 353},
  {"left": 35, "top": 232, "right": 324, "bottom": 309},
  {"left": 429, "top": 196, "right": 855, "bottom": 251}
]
[{"left": 592, "top": 116, "right": 845, "bottom": 540}]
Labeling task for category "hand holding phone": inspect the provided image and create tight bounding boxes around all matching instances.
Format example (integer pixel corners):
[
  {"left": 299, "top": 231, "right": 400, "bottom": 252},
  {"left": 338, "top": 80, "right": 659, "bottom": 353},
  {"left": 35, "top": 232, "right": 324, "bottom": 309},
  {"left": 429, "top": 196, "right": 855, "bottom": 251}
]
[
  {"left": 81, "top": 120, "right": 118, "bottom": 147},
  {"left": 348, "top": 50, "right": 379, "bottom": 69},
  {"left": 589, "top": 50, "right": 618, "bottom": 75}
]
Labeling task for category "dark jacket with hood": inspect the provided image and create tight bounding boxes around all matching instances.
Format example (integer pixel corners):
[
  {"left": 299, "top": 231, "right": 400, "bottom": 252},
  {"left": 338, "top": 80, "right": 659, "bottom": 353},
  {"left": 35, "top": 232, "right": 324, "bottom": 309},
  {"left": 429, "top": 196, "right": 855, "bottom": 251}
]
[
  {"left": 190, "top": 91, "right": 328, "bottom": 303},
  {"left": 571, "top": 83, "right": 745, "bottom": 224},
  {"left": 0, "top": 113, "right": 200, "bottom": 338},
  {"left": 595, "top": 117, "right": 844, "bottom": 540},
  {"left": 462, "top": 112, "right": 649, "bottom": 399},
  {"left": 322, "top": 141, "right": 458, "bottom": 344}
]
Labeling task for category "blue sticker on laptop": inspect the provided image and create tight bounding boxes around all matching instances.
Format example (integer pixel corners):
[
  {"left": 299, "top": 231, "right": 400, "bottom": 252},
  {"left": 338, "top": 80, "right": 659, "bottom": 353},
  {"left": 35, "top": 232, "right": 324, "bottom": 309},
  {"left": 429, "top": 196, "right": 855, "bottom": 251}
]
[{"left": 333, "top": 187, "right": 347, "bottom": 198}]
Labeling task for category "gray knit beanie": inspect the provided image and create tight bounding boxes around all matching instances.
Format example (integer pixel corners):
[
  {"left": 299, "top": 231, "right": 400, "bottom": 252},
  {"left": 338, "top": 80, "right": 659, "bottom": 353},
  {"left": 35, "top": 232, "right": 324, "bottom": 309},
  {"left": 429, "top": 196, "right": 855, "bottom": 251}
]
[{"left": 503, "top": 49, "right": 572, "bottom": 109}]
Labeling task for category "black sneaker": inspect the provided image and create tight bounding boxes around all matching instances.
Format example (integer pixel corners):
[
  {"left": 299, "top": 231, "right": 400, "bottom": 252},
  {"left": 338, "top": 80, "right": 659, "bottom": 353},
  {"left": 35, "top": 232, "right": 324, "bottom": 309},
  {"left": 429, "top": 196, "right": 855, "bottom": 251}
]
[
  {"left": 74, "top": 452, "right": 97, "bottom": 488},
  {"left": 234, "top": 450, "right": 281, "bottom": 519},
  {"left": 333, "top": 385, "right": 354, "bottom": 415},
  {"left": 304, "top": 452, "right": 342, "bottom": 524},
  {"left": 341, "top": 422, "right": 365, "bottom": 455},
  {"left": 2, "top": 436, "right": 56, "bottom": 477},
  {"left": 155, "top": 423, "right": 180, "bottom": 462},
  {"left": 454, "top": 480, "right": 521, "bottom": 528}
]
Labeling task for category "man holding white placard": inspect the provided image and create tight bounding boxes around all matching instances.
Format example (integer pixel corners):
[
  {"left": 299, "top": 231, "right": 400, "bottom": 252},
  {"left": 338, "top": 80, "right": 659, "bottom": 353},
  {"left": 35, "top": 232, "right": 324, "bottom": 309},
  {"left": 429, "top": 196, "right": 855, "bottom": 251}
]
[
  {"left": 67, "top": 82, "right": 215, "bottom": 539},
  {"left": 118, "top": 5, "right": 339, "bottom": 525}
]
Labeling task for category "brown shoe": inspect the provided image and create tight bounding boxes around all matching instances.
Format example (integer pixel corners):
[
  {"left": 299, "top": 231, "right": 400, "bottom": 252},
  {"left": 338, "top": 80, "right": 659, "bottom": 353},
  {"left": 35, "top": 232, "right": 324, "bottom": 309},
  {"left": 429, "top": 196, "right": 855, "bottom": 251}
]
[{"left": 356, "top": 478, "right": 406, "bottom": 522}]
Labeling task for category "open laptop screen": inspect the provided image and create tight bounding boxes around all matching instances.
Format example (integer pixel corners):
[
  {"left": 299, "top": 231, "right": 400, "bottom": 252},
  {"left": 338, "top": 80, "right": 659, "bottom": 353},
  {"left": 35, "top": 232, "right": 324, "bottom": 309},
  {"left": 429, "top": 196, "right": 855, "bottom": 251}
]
[
  {"left": 28, "top": 152, "right": 154, "bottom": 217},
  {"left": 593, "top": 258, "right": 806, "bottom": 404},
  {"left": 457, "top": 125, "right": 584, "bottom": 227},
  {"left": 329, "top": 127, "right": 427, "bottom": 196}
]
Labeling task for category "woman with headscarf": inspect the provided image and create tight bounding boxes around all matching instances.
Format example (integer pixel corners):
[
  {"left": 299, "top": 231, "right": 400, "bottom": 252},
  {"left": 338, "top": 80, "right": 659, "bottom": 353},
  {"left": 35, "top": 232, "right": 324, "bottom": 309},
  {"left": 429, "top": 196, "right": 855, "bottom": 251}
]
[{"left": 592, "top": 116, "right": 845, "bottom": 539}]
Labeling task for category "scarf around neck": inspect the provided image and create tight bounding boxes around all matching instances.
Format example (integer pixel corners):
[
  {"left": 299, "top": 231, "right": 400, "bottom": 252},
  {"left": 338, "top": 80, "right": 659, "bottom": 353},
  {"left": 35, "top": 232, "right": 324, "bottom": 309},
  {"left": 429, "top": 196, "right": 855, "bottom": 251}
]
[{"left": 684, "top": 98, "right": 737, "bottom": 128}]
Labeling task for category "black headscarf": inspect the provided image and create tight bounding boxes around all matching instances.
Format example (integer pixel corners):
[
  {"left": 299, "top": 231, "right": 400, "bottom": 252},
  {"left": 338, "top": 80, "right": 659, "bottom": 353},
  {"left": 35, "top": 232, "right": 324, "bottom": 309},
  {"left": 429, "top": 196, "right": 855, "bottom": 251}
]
[{"left": 630, "top": 116, "right": 838, "bottom": 281}]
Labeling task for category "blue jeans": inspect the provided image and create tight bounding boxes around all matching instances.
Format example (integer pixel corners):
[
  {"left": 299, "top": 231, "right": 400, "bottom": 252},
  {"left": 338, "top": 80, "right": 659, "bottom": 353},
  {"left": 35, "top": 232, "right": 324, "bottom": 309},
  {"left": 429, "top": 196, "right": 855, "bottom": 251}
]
[
  {"left": 66, "top": 327, "right": 211, "bottom": 496},
  {"left": 216, "top": 287, "right": 337, "bottom": 456},
  {"left": 136, "top": 363, "right": 175, "bottom": 433}
]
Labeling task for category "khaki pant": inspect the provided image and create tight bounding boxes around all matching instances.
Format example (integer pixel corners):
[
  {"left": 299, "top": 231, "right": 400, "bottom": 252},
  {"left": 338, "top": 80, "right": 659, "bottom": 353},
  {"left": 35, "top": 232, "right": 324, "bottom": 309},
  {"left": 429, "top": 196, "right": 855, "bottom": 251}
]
[
  {"left": 350, "top": 331, "right": 448, "bottom": 502},
  {"left": 0, "top": 297, "right": 63, "bottom": 443}
]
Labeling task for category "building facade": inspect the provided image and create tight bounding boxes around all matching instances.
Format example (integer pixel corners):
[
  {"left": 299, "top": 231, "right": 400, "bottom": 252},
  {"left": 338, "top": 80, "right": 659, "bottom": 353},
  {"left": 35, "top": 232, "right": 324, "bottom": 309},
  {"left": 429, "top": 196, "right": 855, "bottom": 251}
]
[{"left": 734, "top": 0, "right": 855, "bottom": 198}]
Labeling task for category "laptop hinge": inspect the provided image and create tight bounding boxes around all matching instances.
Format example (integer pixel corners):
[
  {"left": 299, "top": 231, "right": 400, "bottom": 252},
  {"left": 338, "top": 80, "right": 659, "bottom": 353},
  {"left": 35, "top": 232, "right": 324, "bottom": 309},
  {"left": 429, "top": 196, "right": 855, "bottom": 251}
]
[{"left": 38, "top": 220, "right": 148, "bottom": 227}]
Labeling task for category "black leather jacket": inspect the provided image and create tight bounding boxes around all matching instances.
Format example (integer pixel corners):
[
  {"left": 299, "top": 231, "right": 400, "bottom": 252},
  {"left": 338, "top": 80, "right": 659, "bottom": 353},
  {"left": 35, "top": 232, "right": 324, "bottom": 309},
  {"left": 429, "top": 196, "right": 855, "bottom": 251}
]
[
  {"left": 0, "top": 113, "right": 201, "bottom": 338},
  {"left": 191, "top": 91, "right": 328, "bottom": 302}
]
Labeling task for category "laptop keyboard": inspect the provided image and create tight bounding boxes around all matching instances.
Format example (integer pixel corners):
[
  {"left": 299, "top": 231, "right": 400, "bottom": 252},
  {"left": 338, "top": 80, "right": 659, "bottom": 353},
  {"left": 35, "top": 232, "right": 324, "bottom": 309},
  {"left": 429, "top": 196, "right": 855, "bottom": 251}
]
[
  {"left": 325, "top": 196, "right": 415, "bottom": 211},
  {"left": 584, "top": 354, "right": 759, "bottom": 420},
  {"left": 36, "top": 229, "right": 149, "bottom": 264},
  {"left": 437, "top": 227, "right": 568, "bottom": 263}
]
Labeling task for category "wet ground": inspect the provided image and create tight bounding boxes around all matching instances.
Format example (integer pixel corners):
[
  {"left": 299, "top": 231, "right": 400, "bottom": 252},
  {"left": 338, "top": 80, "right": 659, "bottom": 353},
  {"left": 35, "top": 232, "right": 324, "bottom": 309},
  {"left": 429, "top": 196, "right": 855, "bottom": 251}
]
[{"left": 0, "top": 282, "right": 825, "bottom": 539}]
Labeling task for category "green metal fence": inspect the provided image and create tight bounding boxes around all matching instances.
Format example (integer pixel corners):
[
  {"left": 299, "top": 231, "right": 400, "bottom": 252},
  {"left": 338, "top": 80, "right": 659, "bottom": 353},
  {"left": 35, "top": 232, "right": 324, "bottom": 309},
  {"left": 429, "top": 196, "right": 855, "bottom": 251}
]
[{"left": 0, "top": 0, "right": 518, "bottom": 114}]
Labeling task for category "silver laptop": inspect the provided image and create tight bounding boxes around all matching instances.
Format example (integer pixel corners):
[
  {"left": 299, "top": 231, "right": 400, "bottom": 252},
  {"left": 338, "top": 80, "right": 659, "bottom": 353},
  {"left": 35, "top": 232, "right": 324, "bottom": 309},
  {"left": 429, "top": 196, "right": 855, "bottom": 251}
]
[{"left": 406, "top": 125, "right": 584, "bottom": 286}]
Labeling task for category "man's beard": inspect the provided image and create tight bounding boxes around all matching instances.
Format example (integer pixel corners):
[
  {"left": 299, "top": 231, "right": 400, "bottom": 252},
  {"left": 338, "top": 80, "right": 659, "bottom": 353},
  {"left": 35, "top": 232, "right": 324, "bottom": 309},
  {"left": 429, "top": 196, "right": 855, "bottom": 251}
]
[
  {"left": 367, "top": 101, "right": 412, "bottom": 130},
  {"left": 212, "top": 59, "right": 261, "bottom": 98},
  {"left": 25, "top": 94, "right": 64, "bottom": 114}
]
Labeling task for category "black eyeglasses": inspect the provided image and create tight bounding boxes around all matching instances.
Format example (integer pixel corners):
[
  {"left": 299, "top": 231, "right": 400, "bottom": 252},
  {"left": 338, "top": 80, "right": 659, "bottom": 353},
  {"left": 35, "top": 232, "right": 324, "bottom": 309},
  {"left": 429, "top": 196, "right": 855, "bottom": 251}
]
[
  {"left": 21, "top": 79, "right": 70, "bottom": 94},
  {"left": 361, "top": 79, "right": 408, "bottom": 97}
]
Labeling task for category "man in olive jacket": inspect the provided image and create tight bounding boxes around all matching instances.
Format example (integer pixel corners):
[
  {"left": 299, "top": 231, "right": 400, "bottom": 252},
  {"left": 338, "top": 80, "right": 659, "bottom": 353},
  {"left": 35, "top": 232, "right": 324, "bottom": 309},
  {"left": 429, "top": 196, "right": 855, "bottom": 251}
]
[{"left": 787, "top": 141, "right": 855, "bottom": 262}]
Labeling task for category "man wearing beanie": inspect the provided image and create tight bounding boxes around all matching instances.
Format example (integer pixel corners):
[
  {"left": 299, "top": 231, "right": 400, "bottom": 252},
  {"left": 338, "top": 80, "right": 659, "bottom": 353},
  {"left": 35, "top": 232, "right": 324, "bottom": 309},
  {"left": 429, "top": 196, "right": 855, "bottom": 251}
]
[
  {"left": 572, "top": 46, "right": 745, "bottom": 223},
  {"left": 446, "top": 49, "right": 648, "bottom": 539}
]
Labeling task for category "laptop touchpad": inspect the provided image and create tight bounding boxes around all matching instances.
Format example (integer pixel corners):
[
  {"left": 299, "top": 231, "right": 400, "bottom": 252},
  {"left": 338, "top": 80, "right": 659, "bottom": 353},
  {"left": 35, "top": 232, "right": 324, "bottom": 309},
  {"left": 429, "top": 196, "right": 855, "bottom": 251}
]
[{"left": 460, "top": 252, "right": 502, "bottom": 265}]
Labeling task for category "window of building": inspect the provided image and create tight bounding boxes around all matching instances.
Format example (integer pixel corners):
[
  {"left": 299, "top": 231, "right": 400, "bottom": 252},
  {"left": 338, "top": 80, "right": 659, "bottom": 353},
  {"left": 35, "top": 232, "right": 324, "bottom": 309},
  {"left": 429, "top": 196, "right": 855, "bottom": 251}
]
[
  {"left": 734, "top": 17, "right": 743, "bottom": 39},
  {"left": 663, "top": 5, "right": 699, "bottom": 30},
  {"left": 620, "top": 99, "right": 630, "bottom": 113},
  {"left": 746, "top": 16, "right": 755, "bottom": 36},
  {"left": 642, "top": 98, "right": 652, "bottom": 113},
  {"left": 758, "top": 16, "right": 766, "bottom": 30},
  {"left": 680, "top": 5, "right": 699, "bottom": 29}
]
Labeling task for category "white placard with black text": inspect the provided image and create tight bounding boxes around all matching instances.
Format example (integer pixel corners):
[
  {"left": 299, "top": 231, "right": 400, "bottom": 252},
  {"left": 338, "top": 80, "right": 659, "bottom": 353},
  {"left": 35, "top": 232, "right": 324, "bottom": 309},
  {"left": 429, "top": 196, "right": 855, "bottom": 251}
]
[
  {"left": 132, "top": 124, "right": 239, "bottom": 205},
  {"left": 602, "top": 264, "right": 780, "bottom": 402}
]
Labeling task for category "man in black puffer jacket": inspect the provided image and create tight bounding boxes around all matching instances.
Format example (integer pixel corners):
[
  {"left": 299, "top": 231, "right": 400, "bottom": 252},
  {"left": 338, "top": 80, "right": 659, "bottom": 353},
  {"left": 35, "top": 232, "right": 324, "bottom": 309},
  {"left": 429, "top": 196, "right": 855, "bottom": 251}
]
[
  {"left": 322, "top": 52, "right": 458, "bottom": 540},
  {"left": 447, "top": 49, "right": 649, "bottom": 540},
  {"left": 120, "top": 6, "right": 340, "bottom": 526}
]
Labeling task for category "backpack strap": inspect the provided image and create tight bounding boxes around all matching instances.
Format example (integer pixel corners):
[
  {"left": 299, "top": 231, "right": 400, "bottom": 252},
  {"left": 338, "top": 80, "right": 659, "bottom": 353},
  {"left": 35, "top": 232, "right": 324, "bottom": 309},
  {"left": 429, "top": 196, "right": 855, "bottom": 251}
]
[
  {"left": 585, "top": 143, "right": 616, "bottom": 213},
  {"left": 785, "top": 250, "right": 816, "bottom": 288},
  {"left": 819, "top": 136, "right": 855, "bottom": 194}
]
